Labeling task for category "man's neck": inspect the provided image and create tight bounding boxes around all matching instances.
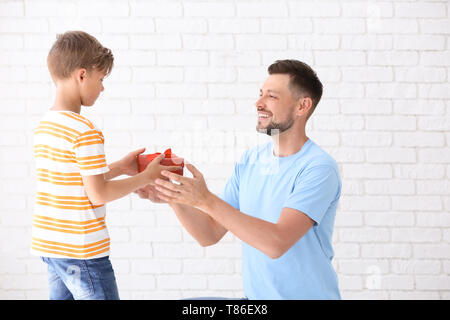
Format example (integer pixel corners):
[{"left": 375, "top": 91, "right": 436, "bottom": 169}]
[
  {"left": 51, "top": 82, "right": 82, "bottom": 114},
  {"left": 271, "top": 125, "right": 308, "bottom": 158}
]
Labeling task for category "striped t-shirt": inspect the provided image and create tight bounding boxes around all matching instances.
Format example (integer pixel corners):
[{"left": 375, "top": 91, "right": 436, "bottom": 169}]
[{"left": 31, "top": 110, "right": 110, "bottom": 259}]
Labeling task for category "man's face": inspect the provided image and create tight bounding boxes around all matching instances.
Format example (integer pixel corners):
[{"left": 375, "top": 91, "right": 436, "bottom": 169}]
[
  {"left": 255, "top": 74, "right": 298, "bottom": 136},
  {"left": 80, "top": 68, "right": 106, "bottom": 106}
]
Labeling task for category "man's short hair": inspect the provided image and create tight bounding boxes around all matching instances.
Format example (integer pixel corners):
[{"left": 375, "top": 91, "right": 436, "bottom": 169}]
[
  {"left": 268, "top": 59, "right": 323, "bottom": 120},
  {"left": 47, "top": 30, "right": 114, "bottom": 80}
]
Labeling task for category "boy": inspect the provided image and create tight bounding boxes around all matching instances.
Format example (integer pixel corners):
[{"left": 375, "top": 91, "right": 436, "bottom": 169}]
[{"left": 32, "top": 31, "right": 179, "bottom": 300}]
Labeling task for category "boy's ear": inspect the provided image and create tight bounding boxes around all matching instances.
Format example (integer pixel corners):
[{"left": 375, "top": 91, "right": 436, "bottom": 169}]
[{"left": 74, "top": 68, "right": 87, "bottom": 83}]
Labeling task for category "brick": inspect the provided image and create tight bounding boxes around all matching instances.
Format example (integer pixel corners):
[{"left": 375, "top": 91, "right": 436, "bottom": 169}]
[
  {"left": 339, "top": 228, "right": 390, "bottom": 243},
  {"left": 394, "top": 164, "right": 445, "bottom": 179},
  {"left": 418, "top": 116, "right": 450, "bottom": 131},
  {"left": 342, "top": 2, "right": 393, "bottom": 17},
  {"left": 391, "top": 259, "right": 441, "bottom": 275},
  {"left": 392, "top": 196, "right": 442, "bottom": 211},
  {"left": 157, "top": 275, "right": 207, "bottom": 290},
  {"left": 395, "top": 2, "right": 446, "bottom": 18},
  {"left": 133, "top": 259, "right": 181, "bottom": 274},
  {"left": 394, "top": 132, "right": 445, "bottom": 147},
  {"left": 395, "top": 67, "right": 446, "bottom": 83},
  {"left": 394, "top": 100, "right": 445, "bottom": 115},
  {"left": 209, "top": 18, "right": 259, "bottom": 34},
  {"left": 416, "top": 213, "right": 450, "bottom": 227},
  {"left": 414, "top": 244, "right": 450, "bottom": 259},
  {"left": 394, "top": 35, "right": 445, "bottom": 50},
  {"left": 364, "top": 212, "right": 414, "bottom": 227},
  {"left": 342, "top": 67, "right": 393, "bottom": 82},
  {"left": 420, "top": 19, "right": 450, "bottom": 34},
  {"left": 418, "top": 148, "right": 450, "bottom": 163},
  {"left": 361, "top": 244, "right": 412, "bottom": 258},
  {"left": 289, "top": 2, "right": 340, "bottom": 17},
  {"left": 315, "top": 51, "right": 366, "bottom": 66},
  {"left": 392, "top": 228, "right": 441, "bottom": 243},
  {"left": 369, "top": 19, "right": 418, "bottom": 34},
  {"left": 236, "top": 35, "right": 287, "bottom": 50},
  {"left": 365, "top": 148, "right": 416, "bottom": 163},
  {"left": 263, "top": 18, "right": 312, "bottom": 34},
  {"left": 157, "top": 51, "right": 208, "bottom": 66},
  {"left": 103, "top": 18, "right": 155, "bottom": 34},
  {"left": 419, "top": 84, "right": 450, "bottom": 99},
  {"left": 237, "top": 2, "right": 287, "bottom": 17},
  {"left": 342, "top": 132, "right": 392, "bottom": 147},
  {"left": 340, "top": 196, "right": 390, "bottom": 211},
  {"left": 416, "top": 276, "right": 450, "bottom": 290},
  {"left": 420, "top": 51, "right": 450, "bottom": 66},
  {"left": 155, "top": 18, "right": 206, "bottom": 33},
  {"left": 184, "top": 259, "right": 234, "bottom": 275},
  {"left": 342, "top": 164, "right": 392, "bottom": 179},
  {"left": 368, "top": 51, "right": 418, "bottom": 66},
  {"left": 365, "top": 180, "right": 415, "bottom": 195},
  {"left": 341, "top": 35, "right": 392, "bottom": 50},
  {"left": 133, "top": 67, "right": 183, "bottom": 83},
  {"left": 156, "top": 84, "right": 207, "bottom": 99},
  {"left": 130, "top": 35, "right": 181, "bottom": 50},
  {"left": 208, "top": 275, "right": 243, "bottom": 290},
  {"left": 314, "top": 18, "right": 366, "bottom": 34},
  {"left": 184, "top": 2, "right": 234, "bottom": 17},
  {"left": 130, "top": 1, "right": 182, "bottom": 17},
  {"left": 366, "top": 115, "right": 416, "bottom": 131}
]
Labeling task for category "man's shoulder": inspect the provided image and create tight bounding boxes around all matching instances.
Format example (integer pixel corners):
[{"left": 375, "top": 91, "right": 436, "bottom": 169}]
[{"left": 300, "top": 140, "right": 340, "bottom": 176}]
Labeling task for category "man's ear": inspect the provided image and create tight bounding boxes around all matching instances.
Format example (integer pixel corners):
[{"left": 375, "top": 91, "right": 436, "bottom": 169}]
[{"left": 296, "top": 97, "right": 313, "bottom": 117}]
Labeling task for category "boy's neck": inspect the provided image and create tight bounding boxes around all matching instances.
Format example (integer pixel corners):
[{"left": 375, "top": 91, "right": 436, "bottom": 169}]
[{"left": 51, "top": 81, "right": 82, "bottom": 114}]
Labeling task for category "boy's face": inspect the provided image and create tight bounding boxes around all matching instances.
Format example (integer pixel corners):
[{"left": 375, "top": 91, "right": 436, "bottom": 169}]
[{"left": 79, "top": 68, "right": 106, "bottom": 106}]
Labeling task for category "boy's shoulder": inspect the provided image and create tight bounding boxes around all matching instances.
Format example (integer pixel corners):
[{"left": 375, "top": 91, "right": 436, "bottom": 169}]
[{"left": 42, "top": 111, "right": 99, "bottom": 136}]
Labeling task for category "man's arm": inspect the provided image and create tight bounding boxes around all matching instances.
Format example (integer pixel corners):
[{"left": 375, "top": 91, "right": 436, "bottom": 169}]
[
  {"left": 170, "top": 203, "right": 228, "bottom": 247},
  {"left": 134, "top": 185, "right": 228, "bottom": 246},
  {"left": 155, "top": 164, "right": 315, "bottom": 259}
]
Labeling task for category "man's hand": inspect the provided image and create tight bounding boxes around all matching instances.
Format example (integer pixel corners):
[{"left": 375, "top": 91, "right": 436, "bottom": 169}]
[
  {"left": 154, "top": 163, "right": 213, "bottom": 209},
  {"left": 134, "top": 184, "right": 167, "bottom": 204}
]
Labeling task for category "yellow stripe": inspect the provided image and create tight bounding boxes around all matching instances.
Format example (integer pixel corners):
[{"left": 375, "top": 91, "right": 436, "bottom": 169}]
[
  {"left": 36, "top": 200, "right": 103, "bottom": 210},
  {"left": 77, "top": 159, "right": 107, "bottom": 166},
  {"left": 36, "top": 169, "right": 81, "bottom": 177},
  {"left": 34, "top": 144, "right": 75, "bottom": 156},
  {"left": 33, "top": 221, "right": 106, "bottom": 233},
  {"left": 32, "top": 236, "right": 110, "bottom": 249},
  {"left": 36, "top": 125, "right": 77, "bottom": 139},
  {"left": 73, "top": 140, "right": 103, "bottom": 149},
  {"left": 33, "top": 215, "right": 104, "bottom": 226},
  {"left": 31, "top": 245, "right": 109, "bottom": 258},
  {"left": 32, "top": 240, "right": 109, "bottom": 255},
  {"left": 40, "top": 121, "right": 81, "bottom": 136},
  {"left": 34, "top": 130, "right": 75, "bottom": 144},
  {"left": 60, "top": 112, "right": 94, "bottom": 129},
  {"left": 34, "top": 149, "right": 75, "bottom": 160},
  {"left": 36, "top": 173, "right": 82, "bottom": 182},
  {"left": 34, "top": 153, "right": 77, "bottom": 164},
  {"left": 36, "top": 196, "right": 91, "bottom": 206},
  {"left": 37, "top": 178, "right": 83, "bottom": 186},
  {"left": 77, "top": 154, "right": 106, "bottom": 161},
  {"left": 36, "top": 191, "right": 87, "bottom": 200},
  {"left": 78, "top": 163, "right": 108, "bottom": 170}
]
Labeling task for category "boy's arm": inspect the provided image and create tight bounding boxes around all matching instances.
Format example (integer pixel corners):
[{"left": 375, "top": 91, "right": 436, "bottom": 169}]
[{"left": 83, "top": 153, "right": 180, "bottom": 205}]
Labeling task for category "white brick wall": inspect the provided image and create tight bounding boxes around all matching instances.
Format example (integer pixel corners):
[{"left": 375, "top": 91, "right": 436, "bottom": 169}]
[{"left": 0, "top": 0, "right": 449, "bottom": 300}]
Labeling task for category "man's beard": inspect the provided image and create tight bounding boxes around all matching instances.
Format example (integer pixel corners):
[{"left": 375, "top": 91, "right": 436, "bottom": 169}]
[{"left": 256, "top": 117, "right": 295, "bottom": 136}]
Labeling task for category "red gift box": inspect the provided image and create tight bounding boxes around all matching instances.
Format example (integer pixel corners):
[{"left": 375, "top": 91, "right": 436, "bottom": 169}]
[{"left": 137, "top": 148, "right": 184, "bottom": 175}]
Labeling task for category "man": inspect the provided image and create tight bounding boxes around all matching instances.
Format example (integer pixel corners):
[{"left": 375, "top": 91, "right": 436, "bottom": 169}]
[{"left": 138, "top": 59, "right": 341, "bottom": 299}]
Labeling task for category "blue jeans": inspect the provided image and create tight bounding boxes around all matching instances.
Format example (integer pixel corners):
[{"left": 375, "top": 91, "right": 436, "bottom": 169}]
[{"left": 41, "top": 256, "right": 119, "bottom": 300}]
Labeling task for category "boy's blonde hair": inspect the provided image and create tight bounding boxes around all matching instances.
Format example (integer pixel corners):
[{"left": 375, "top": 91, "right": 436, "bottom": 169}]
[{"left": 47, "top": 30, "right": 114, "bottom": 80}]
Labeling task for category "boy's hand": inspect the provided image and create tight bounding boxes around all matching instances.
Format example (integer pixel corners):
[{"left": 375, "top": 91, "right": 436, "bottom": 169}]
[
  {"left": 142, "top": 153, "right": 180, "bottom": 182},
  {"left": 118, "top": 147, "right": 146, "bottom": 176}
]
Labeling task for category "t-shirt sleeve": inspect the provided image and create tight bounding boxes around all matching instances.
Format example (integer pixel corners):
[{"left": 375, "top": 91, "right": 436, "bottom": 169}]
[
  {"left": 73, "top": 129, "right": 110, "bottom": 176},
  {"left": 283, "top": 165, "right": 340, "bottom": 225},
  {"left": 219, "top": 162, "right": 240, "bottom": 210},
  {"left": 219, "top": 151, "right": 248, "bottom": 210}
]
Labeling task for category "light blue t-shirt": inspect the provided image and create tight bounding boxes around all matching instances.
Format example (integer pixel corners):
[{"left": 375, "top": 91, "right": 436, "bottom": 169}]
[{"left": 220, "top": 138, "right": 341, "bottom": 300}]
